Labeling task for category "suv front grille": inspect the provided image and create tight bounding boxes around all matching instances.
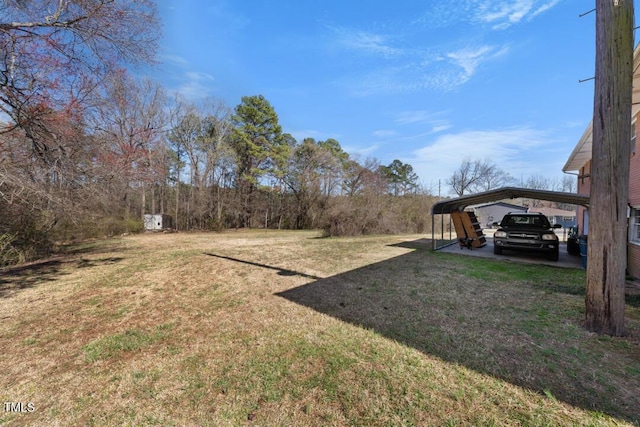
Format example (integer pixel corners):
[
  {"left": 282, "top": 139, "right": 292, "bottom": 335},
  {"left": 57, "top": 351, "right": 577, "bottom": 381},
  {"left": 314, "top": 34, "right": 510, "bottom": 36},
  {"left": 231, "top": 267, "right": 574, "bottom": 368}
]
[{"left": 508, "top": 232, "right": 539, "bottom": 239}]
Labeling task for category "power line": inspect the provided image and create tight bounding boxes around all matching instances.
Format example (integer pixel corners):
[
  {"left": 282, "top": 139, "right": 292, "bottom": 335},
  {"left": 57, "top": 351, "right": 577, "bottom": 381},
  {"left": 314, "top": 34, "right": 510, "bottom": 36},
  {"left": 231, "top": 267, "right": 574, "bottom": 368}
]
[
  {"left": 579, "top": 8, "right": 595, "bottom": 18},
  {"left": 580, "top": 6, "right": 639, "bottom": 31}
]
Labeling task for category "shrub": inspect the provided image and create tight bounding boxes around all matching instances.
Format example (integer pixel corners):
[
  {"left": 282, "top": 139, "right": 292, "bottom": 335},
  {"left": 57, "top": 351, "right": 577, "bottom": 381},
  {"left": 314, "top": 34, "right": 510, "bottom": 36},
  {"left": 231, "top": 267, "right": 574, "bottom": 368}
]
[
  {"left": 0, "top": 233, "right": 24, "bottom": 267},
  {"left": 321, "top": 195, "right": 435, "bottom": 237}
]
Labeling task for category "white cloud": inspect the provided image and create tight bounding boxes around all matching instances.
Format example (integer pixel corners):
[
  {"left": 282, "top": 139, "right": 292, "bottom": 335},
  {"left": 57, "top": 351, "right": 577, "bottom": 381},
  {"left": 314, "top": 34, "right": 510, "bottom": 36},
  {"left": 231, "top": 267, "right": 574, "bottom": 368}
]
[
  {"left": 531, "top": 0, "right": 561, "bottom": 18},
  {"left": 343, "top": 143, "right": 379, "bottom": 157},
  {"left": 340, "top": 40, "right": 509, "bottom": 95},
  {"left": 176, "top": 71, "right": 216, "bottom": 100},
  {"left": 432, "top": 124, "right": 452, "bottom": 133},
  {"left": 289, "top": 129, "right": 342, "bottom": 142},
  {"left": 562, "top": 120, "right": 588, "bottom": 129},
  {"left": 185, "top": 71, "right": 215, "bottom": 82},
  {"left": 161, "top": 54, "right": 189, "bottom": 67},
  {"left": 475, "top": 0, "right": 562, "bottom": 30},
  {"left": 415, "top": 1, "right": 562, "bottom": 30},
  {"left": 395, "top": 110, "right": 452, "bottom": 133},
  {"left": 343, "top": 65, "right": 415, "bottom": 96},
  {"left": 372, "top": 130, "right": 398, "bottom": 138},
  {"left": 330, "top": 26, "right": 404, "bottom": 58},
  {"left": 446, "top": 45, "right": 509, "bottom": 82},
  {"left": 328, "top": 10, "right": 518, "bottom": 95},
  {"left": 478, "top": 0, "right": 534, "bottom": 25},
  {"left": 447, "top": 46, "right": 493, "bottom": 77},
  {"left": 158, "top": 50, "right": 218, "bottom": 100},
  {"left": 409, "top": 127, "right": 560, "bottom": 191},
  {"left": 396, "top": 110, "right": 436, "bottom": 125}
]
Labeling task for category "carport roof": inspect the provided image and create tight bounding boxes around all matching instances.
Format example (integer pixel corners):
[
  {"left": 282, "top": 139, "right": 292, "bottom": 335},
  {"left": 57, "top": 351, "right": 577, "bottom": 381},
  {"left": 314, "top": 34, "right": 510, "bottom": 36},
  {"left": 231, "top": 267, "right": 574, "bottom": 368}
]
[{"left": 431, "top": 187, "right": 589, "bottom": 215}]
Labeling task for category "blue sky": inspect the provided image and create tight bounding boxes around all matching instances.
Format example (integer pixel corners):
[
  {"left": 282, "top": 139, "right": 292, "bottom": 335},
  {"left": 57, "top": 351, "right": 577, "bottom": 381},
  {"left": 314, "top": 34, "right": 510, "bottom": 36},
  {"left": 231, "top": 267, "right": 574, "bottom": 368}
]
[{"left": 148, "top": 1, "right": 618, "bottom": 195}]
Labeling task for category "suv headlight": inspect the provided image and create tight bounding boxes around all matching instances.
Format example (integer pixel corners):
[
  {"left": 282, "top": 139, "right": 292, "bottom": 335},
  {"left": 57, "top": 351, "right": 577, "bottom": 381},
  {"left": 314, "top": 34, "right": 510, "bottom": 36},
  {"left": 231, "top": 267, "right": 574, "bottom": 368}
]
[
  {"left": 494, "top": 231, "right": 507, "bottom": 238},
  {"left": 542, "top": 234, "right": 558, "bottom": 241}
]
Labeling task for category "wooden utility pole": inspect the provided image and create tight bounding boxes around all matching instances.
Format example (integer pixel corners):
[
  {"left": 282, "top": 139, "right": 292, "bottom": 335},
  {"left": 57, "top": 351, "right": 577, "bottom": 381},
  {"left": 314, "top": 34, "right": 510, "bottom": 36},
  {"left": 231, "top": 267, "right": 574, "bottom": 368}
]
[{"left": 586, "top": 0, "right": 634, "bottom": 336}]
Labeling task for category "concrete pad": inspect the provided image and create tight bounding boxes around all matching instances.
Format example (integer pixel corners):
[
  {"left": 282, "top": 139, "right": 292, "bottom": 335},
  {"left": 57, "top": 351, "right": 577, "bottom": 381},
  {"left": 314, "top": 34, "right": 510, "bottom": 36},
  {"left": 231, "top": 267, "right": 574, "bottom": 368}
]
[{"left": 438, "top": 235, "right": 584, "bottom": 269}]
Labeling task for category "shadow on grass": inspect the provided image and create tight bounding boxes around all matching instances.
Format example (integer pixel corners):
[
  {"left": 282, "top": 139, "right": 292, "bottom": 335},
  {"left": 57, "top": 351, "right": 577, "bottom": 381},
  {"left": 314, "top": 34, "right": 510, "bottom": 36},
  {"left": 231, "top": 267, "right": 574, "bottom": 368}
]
[
  {"left": 529, "top": 271, "right": 640, "bottom": 309},
  {"left": 275, "top": 239, "right": 640, "bottom": 425},
  {"left": 627, "top": 293, "right": 640, "bottom": 308},
  {"left": 0, "top": 260, "right": 66, "bottom": 298},
  {"left": 0, "top": 245, "right": 126, "bottom": 299},
  {"left": 204, "top": 253, "right": 321, "bottom": 280},
  {"left": 388, "top": 238, "right": 433, "bottom": 250}
]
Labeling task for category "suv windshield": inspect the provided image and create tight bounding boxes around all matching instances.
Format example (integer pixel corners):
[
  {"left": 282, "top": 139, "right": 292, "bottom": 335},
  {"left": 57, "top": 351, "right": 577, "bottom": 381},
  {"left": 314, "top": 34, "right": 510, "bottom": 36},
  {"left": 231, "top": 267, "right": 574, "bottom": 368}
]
[{"left": 501, "top": 214, "right": 551, "bottom": 228}]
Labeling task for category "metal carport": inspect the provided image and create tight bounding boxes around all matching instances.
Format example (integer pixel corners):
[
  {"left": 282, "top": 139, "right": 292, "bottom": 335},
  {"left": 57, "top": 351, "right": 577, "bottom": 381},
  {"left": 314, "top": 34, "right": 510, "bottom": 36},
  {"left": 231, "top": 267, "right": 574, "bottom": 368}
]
[{"left": 430, "top": 187, "right": 590, "bottom": 250}]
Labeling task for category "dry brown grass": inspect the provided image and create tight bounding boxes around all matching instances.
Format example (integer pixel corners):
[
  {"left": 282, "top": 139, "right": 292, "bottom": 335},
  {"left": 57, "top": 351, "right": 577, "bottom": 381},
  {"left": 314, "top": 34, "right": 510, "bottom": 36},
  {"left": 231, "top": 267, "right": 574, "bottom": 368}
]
[{"left": 0, "top": 230, "right": 638, "bottom": 426}]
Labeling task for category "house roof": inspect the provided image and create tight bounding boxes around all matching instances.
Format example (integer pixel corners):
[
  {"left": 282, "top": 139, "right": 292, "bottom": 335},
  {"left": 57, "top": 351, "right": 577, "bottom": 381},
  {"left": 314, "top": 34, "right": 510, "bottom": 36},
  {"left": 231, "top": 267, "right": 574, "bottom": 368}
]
[
  {"left": 562, "top": 121, "right": 593, "bottom": 172},
  {"left": 563, "top": 43, "right": 640, "bottom": 172},
  {"left": 431, "top": 187, "right": 589, "bottom": 215},
  {"left": 528, "top": 206, "right": 577, "bottom": 217}
]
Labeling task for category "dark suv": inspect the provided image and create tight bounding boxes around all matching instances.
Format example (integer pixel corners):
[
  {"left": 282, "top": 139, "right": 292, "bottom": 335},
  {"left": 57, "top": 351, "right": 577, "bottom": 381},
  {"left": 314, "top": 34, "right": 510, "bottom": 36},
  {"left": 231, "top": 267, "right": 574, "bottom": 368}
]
[{"left": 493, "top": 212, "right": 562, "bottom": 261}]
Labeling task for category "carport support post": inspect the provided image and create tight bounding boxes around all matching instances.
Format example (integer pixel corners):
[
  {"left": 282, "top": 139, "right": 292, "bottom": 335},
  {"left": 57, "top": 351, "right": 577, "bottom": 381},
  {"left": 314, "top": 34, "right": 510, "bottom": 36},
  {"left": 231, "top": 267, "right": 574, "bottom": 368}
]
[
  {"left": 430, "top": 212, "right": 447, "bottom": 251},
  {"left": 431, "top": 214, "right": 435, "bottom": 250}
]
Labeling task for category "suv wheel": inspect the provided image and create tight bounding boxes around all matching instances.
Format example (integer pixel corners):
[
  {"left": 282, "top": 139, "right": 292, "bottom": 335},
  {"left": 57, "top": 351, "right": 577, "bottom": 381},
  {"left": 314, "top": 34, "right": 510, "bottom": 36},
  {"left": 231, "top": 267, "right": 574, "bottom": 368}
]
[
  {"left": 493, "top": 245, "right": 503, "bottom": 255},
  {"left": 548, "top": 248, "right": 559, "bottom": 261}
]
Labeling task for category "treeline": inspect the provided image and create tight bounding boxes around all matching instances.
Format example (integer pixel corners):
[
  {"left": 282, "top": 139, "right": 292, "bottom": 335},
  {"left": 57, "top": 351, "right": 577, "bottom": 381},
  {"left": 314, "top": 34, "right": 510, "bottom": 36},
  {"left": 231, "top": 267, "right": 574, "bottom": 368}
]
[
  {"left": 0, "top": 82, "right": 434, "bottom": 265},
  {"left": 165, "top": 95, "right": 429, "bottom": 232},
  {"left": 0, "top": 2, "right": 578, "bottom": 267},
  {"left": 0, "top": 2, "right": 437, "bottom": 267}
]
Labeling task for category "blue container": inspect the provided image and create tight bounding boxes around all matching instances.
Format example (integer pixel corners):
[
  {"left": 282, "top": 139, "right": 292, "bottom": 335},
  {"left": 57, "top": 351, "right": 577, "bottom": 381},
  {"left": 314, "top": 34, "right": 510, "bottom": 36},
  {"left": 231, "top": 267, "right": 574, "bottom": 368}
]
[
  {"left": 580, "top": 254, "right": 587, "bottom": 268},
  {"left": 578, "top": 236, "right": 588, "bottom": 269}
]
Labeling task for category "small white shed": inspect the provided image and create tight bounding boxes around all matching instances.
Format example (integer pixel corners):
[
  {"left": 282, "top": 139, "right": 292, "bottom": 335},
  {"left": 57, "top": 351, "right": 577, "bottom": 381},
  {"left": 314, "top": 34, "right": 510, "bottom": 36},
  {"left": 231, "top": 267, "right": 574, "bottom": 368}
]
[{"left": 144, "top": 214, "right": 173, "bottom": 231}]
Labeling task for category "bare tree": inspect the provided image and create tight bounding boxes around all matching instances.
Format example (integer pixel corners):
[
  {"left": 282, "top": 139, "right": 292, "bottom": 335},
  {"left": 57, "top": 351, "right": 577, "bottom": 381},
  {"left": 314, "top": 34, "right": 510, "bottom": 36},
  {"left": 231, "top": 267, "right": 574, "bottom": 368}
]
[
  {"left": 475, "top": 163, "right": 516, "bottom": 192},
  {"left": 448, "top": 159, "right": 482, "bottom": 196},
  {"left": 342, "top": 158, "right": 367, "bottom": 197},
  {"left": 447, "top": 159, "right": 512, "bottom": 196},
  {"left": 167, "top": 100, "right": 200, "bottom": 230},
  {"left": 282, "top": 137, "right": 349, "bottom": 228},
  {"left": 522, "top": 174, "right": 552, "bottom": 207},
  {"left": 90, "top": 72, "right": 168, "bottom": 224},
  {"left": 201, "top": 99, "right": 235, "bottom": 230},
  {"left": 524, "top": 174, "right": 551, "bottom": 190},
  {"left": 586, "top": 0, "right": 633, "bottom": 336},
  {"left": 560, "top": 175, "right": 576, "bottom": 194},
  {"left": 166, "top": 97, "right": 236, "bottom": 230},
  {"left": 0, "top": 0, "right": 160, "bottom": 155},
  {"left": 0, "top": 0, "right": 160, "bottom": 260}
]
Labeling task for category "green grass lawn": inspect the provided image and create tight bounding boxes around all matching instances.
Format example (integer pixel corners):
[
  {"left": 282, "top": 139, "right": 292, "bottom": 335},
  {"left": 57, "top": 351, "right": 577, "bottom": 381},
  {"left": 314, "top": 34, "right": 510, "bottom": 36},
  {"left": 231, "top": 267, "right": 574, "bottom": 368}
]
[{"left": 0, "top": 230, "right": 638, "bottom": 426}]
